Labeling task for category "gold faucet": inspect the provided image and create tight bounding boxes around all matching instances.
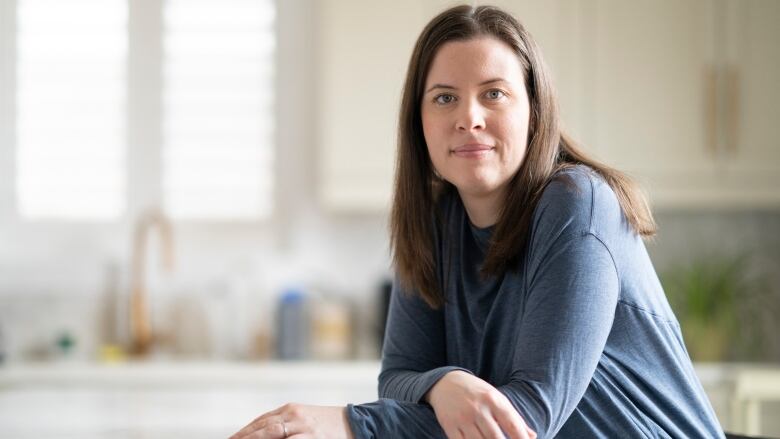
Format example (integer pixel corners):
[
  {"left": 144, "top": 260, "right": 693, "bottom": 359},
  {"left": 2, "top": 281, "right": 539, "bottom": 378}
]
[{"left": 130, "top": 207, "right": 174, "bottom": 356}]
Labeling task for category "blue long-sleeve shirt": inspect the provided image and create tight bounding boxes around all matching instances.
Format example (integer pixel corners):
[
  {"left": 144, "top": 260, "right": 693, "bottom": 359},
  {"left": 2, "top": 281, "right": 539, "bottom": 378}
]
[{"left": 346, "top": 165, "right": 724, "bottom": 438}]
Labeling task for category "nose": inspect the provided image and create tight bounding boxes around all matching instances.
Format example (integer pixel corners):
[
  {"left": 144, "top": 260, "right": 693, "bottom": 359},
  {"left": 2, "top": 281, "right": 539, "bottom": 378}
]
[{"left": 455, "top": 98, "right": 486, "bottom": 132}]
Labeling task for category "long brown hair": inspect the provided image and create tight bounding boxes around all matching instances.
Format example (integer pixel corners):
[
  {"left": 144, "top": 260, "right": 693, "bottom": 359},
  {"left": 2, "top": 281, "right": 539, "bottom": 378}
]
[{"left": 390, "top": 4, "right": 657, "bottom": 309}]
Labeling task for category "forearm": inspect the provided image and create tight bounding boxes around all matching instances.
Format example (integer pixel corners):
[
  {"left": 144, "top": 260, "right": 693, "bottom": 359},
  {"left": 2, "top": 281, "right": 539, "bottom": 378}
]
[
  {"left": 379, "top": 365, "right": 473, "bottom": 402},
  {"left": 346, "top": 398, "right": 446, "bottom": 439},
  {"left": 495, "top": 378, "right": 550, "bottom": 436}
]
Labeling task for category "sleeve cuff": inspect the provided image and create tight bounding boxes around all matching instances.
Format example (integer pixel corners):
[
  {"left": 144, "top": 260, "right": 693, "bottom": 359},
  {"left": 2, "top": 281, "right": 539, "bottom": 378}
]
[
  {"left": 413, "top": 366, "right": 474, "bottom": 403},
  {"left": 346, "top": 403, "right": 372, "bottom": 439}
]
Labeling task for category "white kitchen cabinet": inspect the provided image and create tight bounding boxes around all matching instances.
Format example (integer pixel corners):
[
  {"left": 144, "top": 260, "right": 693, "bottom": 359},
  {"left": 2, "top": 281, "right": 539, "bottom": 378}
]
[
  {"left": 315, "top": 0, "right": 425, "bottom": 212},
  {"left": 581, "top": 0, "right": 780, "bottom": 208},
  {"left": 720, "top": 0, "right": 780, "bottom": 207},
  {"left": 581, "top": 0, "right": 716, "bottom": 207}
]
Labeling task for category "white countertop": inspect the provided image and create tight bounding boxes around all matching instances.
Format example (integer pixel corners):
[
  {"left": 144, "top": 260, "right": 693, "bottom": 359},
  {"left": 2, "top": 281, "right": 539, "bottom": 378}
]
[
  {"left": 0, "top": 360, "right": 382, "bottom": 388},
  {"left": 0, "top": 360, "right": 382, "bottom": 439},
  {"left": 2, "top": 361, "right": 778, "bottom": 438}
]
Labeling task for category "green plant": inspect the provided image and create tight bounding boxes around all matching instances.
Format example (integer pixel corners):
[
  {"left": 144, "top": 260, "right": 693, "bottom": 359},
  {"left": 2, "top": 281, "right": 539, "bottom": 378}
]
[{"left": 661, "top": 253, "right": 770, "bottom": 362}]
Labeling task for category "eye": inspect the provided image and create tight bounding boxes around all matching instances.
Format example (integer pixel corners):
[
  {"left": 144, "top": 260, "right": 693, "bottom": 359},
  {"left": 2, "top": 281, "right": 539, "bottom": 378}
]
[
  {"left": 434, "top": 94, "right": 456, "bottom": 105},
  {"left": 485, "top": 89, "right": 507, "bottom": 100}
]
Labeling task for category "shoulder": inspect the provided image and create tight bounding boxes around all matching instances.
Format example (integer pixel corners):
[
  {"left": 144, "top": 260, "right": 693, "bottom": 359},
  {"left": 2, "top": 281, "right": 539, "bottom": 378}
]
[{"left": 532, "top": 164, "right": 626, "bottom": 241}]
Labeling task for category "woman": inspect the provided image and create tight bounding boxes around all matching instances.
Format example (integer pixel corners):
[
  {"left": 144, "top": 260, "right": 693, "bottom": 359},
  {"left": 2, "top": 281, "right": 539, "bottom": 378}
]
[{"left": 231, "top": 5, "right": 724, "bottom": 438}]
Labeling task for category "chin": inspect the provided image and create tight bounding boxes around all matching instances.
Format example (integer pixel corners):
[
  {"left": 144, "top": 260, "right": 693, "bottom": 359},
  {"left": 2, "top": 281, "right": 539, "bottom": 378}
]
[{"left": 452, "top": 176, "right": 503, "bottom": 198}]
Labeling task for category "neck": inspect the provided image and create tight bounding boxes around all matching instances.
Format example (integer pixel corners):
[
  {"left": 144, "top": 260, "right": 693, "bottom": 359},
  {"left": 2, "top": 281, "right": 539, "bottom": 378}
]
[{"left": 458, "top": 188, "right": 505, "bottom": 229}]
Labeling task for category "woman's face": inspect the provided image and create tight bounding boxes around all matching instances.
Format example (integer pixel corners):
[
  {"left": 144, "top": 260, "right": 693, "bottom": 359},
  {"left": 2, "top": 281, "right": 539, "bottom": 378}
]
[{"left": 421, "top": 36, "right": 530, "bottom": 201}]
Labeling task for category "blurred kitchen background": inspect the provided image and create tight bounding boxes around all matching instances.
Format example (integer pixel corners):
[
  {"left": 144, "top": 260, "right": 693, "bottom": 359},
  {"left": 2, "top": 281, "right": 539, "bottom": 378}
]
[{"left": 0, "top": 0, "right": 778, "bottom": 437}]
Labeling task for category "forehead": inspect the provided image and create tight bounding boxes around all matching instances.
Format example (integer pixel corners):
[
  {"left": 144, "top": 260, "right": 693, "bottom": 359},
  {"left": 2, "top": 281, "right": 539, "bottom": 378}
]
[{"left": 425, "top": 36, "right": 524, "bottom": 85}]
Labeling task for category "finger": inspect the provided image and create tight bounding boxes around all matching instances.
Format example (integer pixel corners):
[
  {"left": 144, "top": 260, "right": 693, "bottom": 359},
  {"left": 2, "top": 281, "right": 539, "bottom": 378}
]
[
  {"left": 242, "top": 420, "right": 287, "bottom": 439},
  {"left": 233, "top": 414, "right": 285, "bottom": 439},
  {"left": 459, "top": 424, "right": 484, "bottom": 439},
  {"left": 441, "top": 425, "right": 461, "bottom": 439},
  {"left": 256, "top": 405, "right": 287, "bottom": 423},
  {"left": 231, "top": 419, "right": 267, "bottom": 439},
  {"left": 475, "top": 412, "right": 508, "bottom": 439},
  {"left": 232, "top": 404, "right": 290, "bottom": 439},
  {"left": 494, "top": 415, "right": 526, "bottom": 439},
  {"left": 491, "top": 402, "right": 530, "bottom": 439},
  {"left": 231, "top": 418, "right": 262, "bottom": 439},
  {"left": 231, "top": 421, "right": 260, "bottom": 439}
]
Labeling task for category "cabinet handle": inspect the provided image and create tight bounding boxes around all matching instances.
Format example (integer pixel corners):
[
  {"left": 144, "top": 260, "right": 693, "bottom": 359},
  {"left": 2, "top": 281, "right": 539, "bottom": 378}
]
[
  {"left": 704, "top": 65, "right": 718, "bottom": 157},
  {"left": 726, "top": 65, "right": 739, "bottom": 155}
]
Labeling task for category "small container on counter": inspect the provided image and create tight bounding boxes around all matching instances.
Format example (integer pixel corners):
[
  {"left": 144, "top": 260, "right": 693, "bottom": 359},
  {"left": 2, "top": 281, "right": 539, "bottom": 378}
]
[
  {"left": 276, "top": 288, "right": 309, "bottom": 360},
  {"left": 309, "top": 295, "right": 353, "bottom": 360}
]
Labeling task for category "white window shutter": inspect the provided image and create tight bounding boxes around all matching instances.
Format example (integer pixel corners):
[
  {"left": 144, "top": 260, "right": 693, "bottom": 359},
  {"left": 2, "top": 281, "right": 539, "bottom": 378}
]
[
  {"left": 162, "top": 0, "right": 275, "bottom": 220},
  {"left": 16, "top": 0, "right": 127, "bottom": 220}
]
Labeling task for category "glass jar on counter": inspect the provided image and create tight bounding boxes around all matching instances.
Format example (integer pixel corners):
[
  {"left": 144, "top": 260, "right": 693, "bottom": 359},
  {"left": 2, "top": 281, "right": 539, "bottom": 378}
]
[{"left": 309, "top": 296, "right": 353, "bottom": 361}]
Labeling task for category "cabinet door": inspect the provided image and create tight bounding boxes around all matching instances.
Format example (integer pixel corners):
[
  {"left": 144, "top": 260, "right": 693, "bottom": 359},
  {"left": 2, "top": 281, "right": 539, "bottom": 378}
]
[
  {"left": 316, "top": 0, "right": 427, "bottom": 212},
  {"left": 583, "top": 0, "right": 722, "bottom": 208},
  {"left": 722, "top": 0, "right": 780, "bottom": 207}
]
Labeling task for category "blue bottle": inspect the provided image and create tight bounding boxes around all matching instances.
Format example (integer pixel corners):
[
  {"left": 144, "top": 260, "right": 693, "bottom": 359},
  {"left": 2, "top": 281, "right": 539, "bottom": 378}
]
[{"left": 276, "top": 289, "right": 309, "bottom": 360}]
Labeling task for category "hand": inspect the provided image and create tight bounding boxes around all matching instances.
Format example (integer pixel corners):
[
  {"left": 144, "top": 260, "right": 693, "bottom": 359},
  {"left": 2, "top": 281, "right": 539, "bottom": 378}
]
[
  {"left": 230, "top": 403, "right": 354, "bottom": 439},
  {"left": 426, "top": 371, "right": 537, "bottom": 439}
]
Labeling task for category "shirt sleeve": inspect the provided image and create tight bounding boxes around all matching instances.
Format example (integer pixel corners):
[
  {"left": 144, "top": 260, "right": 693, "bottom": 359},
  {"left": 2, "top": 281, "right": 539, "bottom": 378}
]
[
  {"left": 346, "top": 399, "right": 444, "bottom": 439},
  {"left": 378, "top": 278, "right": 472, "bottom": 402},
  {"left": 345, "top": 277, "right": 469, "bottom": 438},
  {"left": 495, "top": 175, "right": 620, "bottom": 438},
  {"left": 496, "top": 232, "right": 618, "bottom": 438}
]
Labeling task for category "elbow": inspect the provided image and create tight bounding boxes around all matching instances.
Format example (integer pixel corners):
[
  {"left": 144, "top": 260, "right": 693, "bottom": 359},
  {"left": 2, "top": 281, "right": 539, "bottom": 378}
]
[
  {"left": 377, "top": 368, "right": 394, "bottom": 398},
  {"left": 503, "top": 378, "right": 556, "bottom": 438},
  {"left": 376, "top": 367, "right": 417, "bottom": 401}
]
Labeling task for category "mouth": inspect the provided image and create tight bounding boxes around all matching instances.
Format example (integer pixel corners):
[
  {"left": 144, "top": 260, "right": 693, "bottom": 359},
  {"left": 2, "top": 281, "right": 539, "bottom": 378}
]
[{"left": 451, "top": 143, "right": 495, "bottom": 158}]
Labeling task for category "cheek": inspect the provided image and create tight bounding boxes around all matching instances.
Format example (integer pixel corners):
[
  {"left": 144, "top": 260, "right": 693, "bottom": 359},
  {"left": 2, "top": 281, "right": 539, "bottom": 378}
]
[
  {"left": 503, "top": 109, "right": 530, "bottom": 151},
  {"left": 492, "top": 116, "right": 529, "bottom": 171},
  {"left": 421, "top": 113, "right": 447, "bottom": 154}
]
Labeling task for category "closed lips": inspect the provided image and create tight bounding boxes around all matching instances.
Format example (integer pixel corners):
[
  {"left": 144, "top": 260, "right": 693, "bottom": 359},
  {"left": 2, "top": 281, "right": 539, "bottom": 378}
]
[{"left": 451, "top": 144, "right": 494, "bottom": 156}]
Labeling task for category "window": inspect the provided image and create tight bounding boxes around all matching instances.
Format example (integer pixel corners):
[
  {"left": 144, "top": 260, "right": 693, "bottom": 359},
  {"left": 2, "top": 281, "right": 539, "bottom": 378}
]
[
  {"left": 12, "top": 0, "right": 275, "bottom": 221},
  {"left": 16, "top": 0, "right": 127, "bottom": 220},
  {"left": 162, "top": 0, "right": 275, "bottom": 220}
]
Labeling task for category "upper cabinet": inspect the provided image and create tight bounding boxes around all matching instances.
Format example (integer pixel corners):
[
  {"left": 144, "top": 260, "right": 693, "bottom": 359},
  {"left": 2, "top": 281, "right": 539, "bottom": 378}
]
[
  {"left": 316, "top": 0, "right": 780, "bottom": 212},
  {"left": 580, "top": 0, "right": 780, "bottom": 208},
  {"left": 722, "top": 0, "right": 780, "bottom": 206},
  {"left": 315, "top": 0, "right": 424, "bottom": 212},
  {"left": 580, "top": 0, "right": 717, "bottom": 206}
]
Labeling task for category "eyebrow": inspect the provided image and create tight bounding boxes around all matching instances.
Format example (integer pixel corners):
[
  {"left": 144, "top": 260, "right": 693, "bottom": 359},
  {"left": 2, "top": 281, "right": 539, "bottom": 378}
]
[{"left": 425, "top": 77, "right": 508, "bottom": 93}]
